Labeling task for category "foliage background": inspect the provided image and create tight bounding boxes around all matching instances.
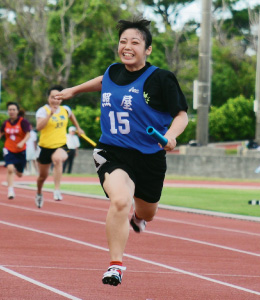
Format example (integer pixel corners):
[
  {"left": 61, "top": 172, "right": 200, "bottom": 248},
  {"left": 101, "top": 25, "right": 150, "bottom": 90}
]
[{"left": 0, "top": 0, "right": 259, "bottom": 149}]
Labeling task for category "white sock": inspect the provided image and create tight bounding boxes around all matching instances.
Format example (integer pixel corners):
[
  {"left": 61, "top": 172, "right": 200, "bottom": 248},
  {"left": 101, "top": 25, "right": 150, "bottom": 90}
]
[{"left": 8, "top": 187, "right": 14, "bottom": 193}]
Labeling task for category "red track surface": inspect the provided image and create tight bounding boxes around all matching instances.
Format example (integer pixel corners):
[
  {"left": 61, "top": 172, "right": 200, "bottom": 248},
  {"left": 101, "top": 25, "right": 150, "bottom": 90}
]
[{"left": 0, "top": 166, "right": 260, "bottom": 300}]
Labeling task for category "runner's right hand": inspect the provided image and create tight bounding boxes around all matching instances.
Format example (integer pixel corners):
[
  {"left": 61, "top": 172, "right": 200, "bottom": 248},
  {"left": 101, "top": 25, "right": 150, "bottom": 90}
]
[{"left": 55, "top": 88, "right": 74, "bottom": 100}]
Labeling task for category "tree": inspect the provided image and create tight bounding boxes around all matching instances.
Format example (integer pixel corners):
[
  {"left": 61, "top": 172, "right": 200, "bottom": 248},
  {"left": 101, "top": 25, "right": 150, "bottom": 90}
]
[
  {"left": 209, "top": 95, "right": 255, "bottom": 141},
  {"left": 211, "top": 38, "right": 256, "bottom": 107},
  {"left": 142, "top": 0, "right": 194, "bottom": 27},
  {"left": 212, "top": 0, "right": 260, "bottom": 51},
  {"left": 66, "top": 0, "right": 131, "bottom": 108},
  {"left": 0, "top": 0, "right": 132, "bottom": 110},
  {"left": 142, "top": 0, "right": 196, "bottom": 75},
  {"left": 70, "top": 105, "right": 101, "bottom": 148},
  {"left": 176, "top": 117, "right": 196, "bottom": 144},
  {"left": 0, "top": 0, "right": 98, "bottom": 86}
]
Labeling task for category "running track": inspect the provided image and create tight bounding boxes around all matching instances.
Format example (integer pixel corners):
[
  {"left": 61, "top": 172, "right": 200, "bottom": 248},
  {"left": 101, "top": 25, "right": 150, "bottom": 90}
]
[{"left": 0, "top": 166, "right": 260, "bottom": 299}]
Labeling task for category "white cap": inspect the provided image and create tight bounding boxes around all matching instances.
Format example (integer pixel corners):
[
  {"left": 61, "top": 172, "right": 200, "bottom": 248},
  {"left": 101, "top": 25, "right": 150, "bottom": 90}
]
[{"left": 68, "top": 126, "right": 76, "bottom": 132}]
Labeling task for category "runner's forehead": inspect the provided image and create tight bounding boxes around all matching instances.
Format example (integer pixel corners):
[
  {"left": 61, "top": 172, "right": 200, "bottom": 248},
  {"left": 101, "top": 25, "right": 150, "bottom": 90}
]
[
  {"left": 49, "top": 90, "right": 60, "bottom": 96},
  {"left": 8, "top": 105, "right": 18, "bottom": 110},
  {"left": 119, "top": 28, "right": 144, "bottom": 41}
]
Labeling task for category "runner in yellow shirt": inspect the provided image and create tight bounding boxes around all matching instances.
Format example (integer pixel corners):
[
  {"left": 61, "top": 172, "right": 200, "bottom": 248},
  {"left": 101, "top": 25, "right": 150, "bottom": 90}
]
[{"left": 35, "top": 85, "right": 84, "bottom": 208}]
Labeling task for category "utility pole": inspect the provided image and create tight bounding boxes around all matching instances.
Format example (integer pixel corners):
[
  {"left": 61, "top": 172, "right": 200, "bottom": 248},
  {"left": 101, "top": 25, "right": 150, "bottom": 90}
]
[
  {"left": 255, "top": 15, "right": 260, "bottom": 144},
  {"left": 196, "top": 0, "right": 212, "bottom": 146},
  {"left": 0, "top": 71, "right": 1, "bottom": 107}
]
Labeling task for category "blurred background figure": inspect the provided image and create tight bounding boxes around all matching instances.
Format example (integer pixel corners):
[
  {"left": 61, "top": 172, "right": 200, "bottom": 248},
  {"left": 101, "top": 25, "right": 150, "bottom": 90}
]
[
  {"left": 25, "top": 125, "right": 38, "bottom": 175},
  {"left": 63, "top": 126, "right": 80, "bottom": 174},
  {"left": 0, "top": 102, "right": 31, "bottom": 199},
  {"left": 35, "top": 85, "right": 84, "bottom": 208}
]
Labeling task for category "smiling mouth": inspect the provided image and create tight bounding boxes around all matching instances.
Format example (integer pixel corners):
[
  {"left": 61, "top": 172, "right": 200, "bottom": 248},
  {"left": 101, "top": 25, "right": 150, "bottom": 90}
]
[{"left": 123, "top": 53, "right": 134, "bottom": 57}]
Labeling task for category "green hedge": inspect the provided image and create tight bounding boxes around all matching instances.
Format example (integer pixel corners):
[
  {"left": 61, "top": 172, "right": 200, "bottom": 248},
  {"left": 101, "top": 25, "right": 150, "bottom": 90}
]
[
  {"left": 177, "top": 95, "right": 255, "bottom": 144},
  {"left": 1, "top": 96, "right": 255, "bottom": 157},
  {"left": 209, "top": 96, "right": 255, "bottom": 141},
  {"left": 72, "top": 96, "right": 255, "bottom": 147},
  {"left": 70, "top": 106, "right": 101, "bottom": 149}
]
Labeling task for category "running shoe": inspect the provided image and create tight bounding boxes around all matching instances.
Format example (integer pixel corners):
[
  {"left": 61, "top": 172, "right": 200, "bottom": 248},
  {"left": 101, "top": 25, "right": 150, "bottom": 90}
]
[
  {"left": 102, "top": 265, "right": 126, "bottom": 286},
  {"left": 35, "top": 194, "right": 44, "bottom": 208},
  {"left": 130, "top": 213, "right": 146, "bottom": 233},
  {"left": 53, "top": 190, "right": 63, "bottom": 201},
  {"left": 8, "top": 190, "right": 15, "bottom": 199}
]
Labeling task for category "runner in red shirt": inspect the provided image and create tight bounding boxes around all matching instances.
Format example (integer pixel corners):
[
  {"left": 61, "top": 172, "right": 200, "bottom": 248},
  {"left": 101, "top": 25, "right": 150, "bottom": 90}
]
[{"left": 0, "top": 102, "right": 31, "bottom": 199}]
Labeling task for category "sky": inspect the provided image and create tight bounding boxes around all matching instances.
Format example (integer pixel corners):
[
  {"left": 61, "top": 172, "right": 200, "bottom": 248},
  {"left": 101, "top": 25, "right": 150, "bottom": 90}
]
[
  {"left": 143, "top": 0, "right": 260, "bottom": 31},
  {"left": 181, "top": 0, "right": 260, "bottom": 22}
]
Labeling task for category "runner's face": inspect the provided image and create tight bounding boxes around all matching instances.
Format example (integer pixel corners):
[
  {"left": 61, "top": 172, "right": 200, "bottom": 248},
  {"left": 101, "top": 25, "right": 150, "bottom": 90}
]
[
  {"left": 7, "top": 105, "right": 19, "bottom": 120},
  {"left": 48, "top": 90, "right": 62, "bottom": 109},
  {"left": 118, "top": 28, "right": 152, "bottom": 72}
]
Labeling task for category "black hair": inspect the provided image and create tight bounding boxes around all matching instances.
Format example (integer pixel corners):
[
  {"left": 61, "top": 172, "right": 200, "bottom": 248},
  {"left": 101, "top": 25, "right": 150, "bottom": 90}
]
[
  {"left": 7, "top": 101, "right": 20, "bottom": 111},
  {"left": 6, "top": 101, "right": 25, "bottom": 117},
  {"left": 116, "top": 18, "right": 152, "bottom": 49},
  {"left": 47, "top": 85, "right": 64, "bottom": 96}
]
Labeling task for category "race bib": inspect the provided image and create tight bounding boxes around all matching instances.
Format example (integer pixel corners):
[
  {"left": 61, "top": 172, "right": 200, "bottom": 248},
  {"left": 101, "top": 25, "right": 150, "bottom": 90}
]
[{"left": 3, "top": 148, "right": 9, "bottom": 156}]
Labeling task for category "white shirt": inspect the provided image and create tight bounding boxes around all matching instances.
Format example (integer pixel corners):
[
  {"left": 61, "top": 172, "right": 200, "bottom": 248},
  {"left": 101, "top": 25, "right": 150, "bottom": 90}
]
[
  {"left": 66, "top": 133, "right": 80, "bottom": 149},
  {"left": 26, "top": 130, "right": 37, "bottom": 149},
  {"left": 36, "top": 105, "right": 72, "bottom": 118},
  {"left": 26, "top": 130, "right": 38, "bottom": 160}
]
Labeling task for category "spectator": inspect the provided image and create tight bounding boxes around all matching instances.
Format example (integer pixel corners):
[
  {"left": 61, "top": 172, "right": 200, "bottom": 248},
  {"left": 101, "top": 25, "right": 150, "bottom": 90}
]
[
  {"left": 63, "top": 126, "right": 80, "bottom": 174},
  {"left": 25, "top": 125, "right": 38, "bottom": 175}
]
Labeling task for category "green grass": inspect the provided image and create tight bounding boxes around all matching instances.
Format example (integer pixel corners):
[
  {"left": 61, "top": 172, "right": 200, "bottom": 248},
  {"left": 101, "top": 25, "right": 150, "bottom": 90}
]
[
  {"left": 62, "top": 173, "right": 98, "bottom": 178},
  {"left": 30, "top": 183, "right": 104, "bottom": 196},
  {"left": 225, "top": 149, "right": 238, "bottom": 155},
  {"left": 64, "top": 173, "right": 260, "bottom": 183},
  {"left": 30, "top": 183, "right": 260, "bottom": 217},
  {"left": 161, "top": 187, "right": 260, "bottom": 217},
  {"left": 164, "top": 175, "right": 260, "bottom": 183}
]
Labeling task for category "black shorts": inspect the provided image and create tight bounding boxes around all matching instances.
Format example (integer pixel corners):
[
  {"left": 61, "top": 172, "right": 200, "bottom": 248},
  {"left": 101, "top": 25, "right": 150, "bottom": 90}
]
[
  {"left": 37, "top": 145, "right": 69, "bottom": 165},
  {"left": 3, "top": 149, "right": 26, "bottom": 173},
  {"left": 93, "top": 143, "right": 167, "bottom": 203}
]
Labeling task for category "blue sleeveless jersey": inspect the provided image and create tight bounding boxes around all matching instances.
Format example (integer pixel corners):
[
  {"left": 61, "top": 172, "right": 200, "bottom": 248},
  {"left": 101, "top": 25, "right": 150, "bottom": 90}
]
[{"left": 99, "top": 64, "right": 173, "bottom": 154}]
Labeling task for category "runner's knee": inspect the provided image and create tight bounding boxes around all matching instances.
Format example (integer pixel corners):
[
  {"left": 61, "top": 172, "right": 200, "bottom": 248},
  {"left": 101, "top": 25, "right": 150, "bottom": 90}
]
[
  {"left": 52, "top": 158, "right": 63, "bottom": 166},
  {"left": 110, "top": 194, "right": 132, "bottom": 213},
  {"left": 38, "top": 172, "right": 48, "bottom": 182},
  {"left": 7, "top": 165, "right": 14, "bottom": 174}
]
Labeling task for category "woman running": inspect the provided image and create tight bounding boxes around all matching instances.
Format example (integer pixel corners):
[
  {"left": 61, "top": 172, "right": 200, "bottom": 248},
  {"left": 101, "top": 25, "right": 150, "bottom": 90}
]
[
  {"left": 35, "top": 85, "right": 84, "bottom": 208},
  {"left": 0, "top": 102, "right": 31, "bottom": 199},
  {"left": 55, "top": 18, "right": 188, "bottom": 286}
]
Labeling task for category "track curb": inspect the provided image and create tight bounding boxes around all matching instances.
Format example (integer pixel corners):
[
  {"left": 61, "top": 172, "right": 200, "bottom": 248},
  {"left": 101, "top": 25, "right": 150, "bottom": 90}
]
[{"left": 3, "top": 181, "right": 259, "bottom": 223}]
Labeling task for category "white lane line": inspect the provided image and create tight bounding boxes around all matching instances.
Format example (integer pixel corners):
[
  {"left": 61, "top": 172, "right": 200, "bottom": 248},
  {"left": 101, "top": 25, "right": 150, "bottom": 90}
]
[
  {"left": 0, "top": 202, "right": 106, "bottom": 225},
  {"left": 0, "top": 220, "right": 109, "bottom": 251},
  {"left": 123, "top": 254, "right": 260, "bottom": 296},
  {"left": 3, "top": 185, "right": 260, "bottom": 222},
  {"left": 145, "top": 230, "right": 260, "bottom": 257},
  {"left": 1, "top": 193, "right": 259, "bottom": 239},
  {"left": 155, "top": 216, "right": 260, "bottom": 237},
  {"left": 1, "top": 220, "right": 260, "bottom": 296},
  {"left": 159, "top": 204, "right": 260, "bottom": 222},
  {"left": 0, "top": 185, "right": 107, "bottom": 200},
  {"left": 10, "top": 181, "right": 100, "bottom": 185},
  {"left": 1, "top": 203, "right": 259, "bottom": 257},
  {"left": 3, "top": 265, "right": 260, "bottom": 278},
  {"left": 0, "top": 194, "right": 108, "bottom": 212},
  {"left": 0, "top": 265, "right": 82, "bottom": 300},
  {"left": 1, "top": 187, "right": 260, "bottom": 224},
  {"left": 6, "top": 180, "right": 260, "bottom": 190}
]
